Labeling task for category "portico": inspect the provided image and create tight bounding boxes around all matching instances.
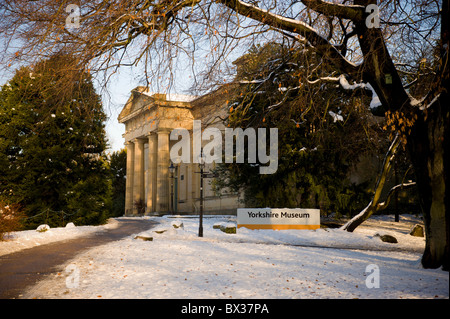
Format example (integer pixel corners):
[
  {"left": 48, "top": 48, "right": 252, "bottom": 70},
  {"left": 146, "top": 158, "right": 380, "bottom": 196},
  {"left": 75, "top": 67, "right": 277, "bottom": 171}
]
[
  {"left": 118, "top": 86, "right": 243, "bottom": 216},
  {"left": 123, "top": 131, "right": 171, "bottom": 215}
]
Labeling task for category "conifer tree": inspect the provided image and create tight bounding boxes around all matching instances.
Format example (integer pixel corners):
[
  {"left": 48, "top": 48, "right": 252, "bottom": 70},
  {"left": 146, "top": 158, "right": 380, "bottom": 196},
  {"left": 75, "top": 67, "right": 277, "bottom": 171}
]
[
  {"left": 109, "top": 148, "right": 127, "bottom": 217},
  {"left": 0, "top": 54, "right": 111, "bottom": 228}
]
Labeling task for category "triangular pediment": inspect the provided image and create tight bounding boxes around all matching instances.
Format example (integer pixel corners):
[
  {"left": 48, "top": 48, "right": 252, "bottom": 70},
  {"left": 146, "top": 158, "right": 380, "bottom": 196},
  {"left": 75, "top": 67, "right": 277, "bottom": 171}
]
[
  {"left": 118, "top": 87, "right": 201, "bottom": 123},
  {"left": 118, "top": 87, "right": 154, "bottom": 122}
]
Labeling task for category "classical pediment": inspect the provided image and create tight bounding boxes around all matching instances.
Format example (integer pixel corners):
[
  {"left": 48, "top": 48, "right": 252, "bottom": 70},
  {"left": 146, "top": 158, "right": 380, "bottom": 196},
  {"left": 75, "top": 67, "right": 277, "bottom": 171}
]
[
  {"left": 118, "top": 87, "right": 199, "bottom": 123},
  {"left": 118, "top": 87, "right": 155, "bottom": 123}
]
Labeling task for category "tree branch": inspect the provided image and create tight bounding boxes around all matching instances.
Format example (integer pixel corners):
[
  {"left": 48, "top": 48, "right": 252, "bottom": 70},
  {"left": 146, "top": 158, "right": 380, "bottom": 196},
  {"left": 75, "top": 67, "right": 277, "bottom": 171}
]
[
  {"left": 376, "top": 182, "right": 417, "bottom": 211},
  {"left": 217, "top": 0, "right": 360, "bottom": 76},
  {"left": 300, "top": 0, "right": 365, "bottom": 22},
  {"left": 341, "top": 133, "right": 402, "bottom": 232}
]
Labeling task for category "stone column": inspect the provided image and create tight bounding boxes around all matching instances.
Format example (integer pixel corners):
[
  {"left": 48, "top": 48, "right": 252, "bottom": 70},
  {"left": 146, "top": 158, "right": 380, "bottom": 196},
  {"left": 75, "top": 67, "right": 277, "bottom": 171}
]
[
  {"left": 146, "top": 133, "right": 157, "bottom": 214},
  {"left": 133, "top": 138, "right": 146, "bottom": 215},
  {"left": 125, "top": 141, "right": 135, "bottom": 216},
  {"left": 156, "top": 130, "right": 170, "bottom": 213}
]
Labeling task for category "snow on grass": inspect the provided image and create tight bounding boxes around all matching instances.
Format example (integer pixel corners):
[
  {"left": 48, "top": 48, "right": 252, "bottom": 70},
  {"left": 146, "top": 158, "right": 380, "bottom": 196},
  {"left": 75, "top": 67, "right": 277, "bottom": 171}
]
[{"left": 17, "top": 215, "right": 448, "bottom": 299}]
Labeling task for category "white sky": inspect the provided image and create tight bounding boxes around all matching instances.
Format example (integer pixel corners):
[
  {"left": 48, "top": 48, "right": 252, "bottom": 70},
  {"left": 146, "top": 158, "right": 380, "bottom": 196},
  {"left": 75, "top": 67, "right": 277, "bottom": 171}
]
[{"left": 99, "top": 69, "right": 136, "bottom": 153}]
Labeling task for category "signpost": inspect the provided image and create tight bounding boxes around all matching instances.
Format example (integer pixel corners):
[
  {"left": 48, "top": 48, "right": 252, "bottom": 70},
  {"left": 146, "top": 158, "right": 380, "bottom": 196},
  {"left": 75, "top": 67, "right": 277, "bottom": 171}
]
[
  {"left": 194, "top": 160, "right": 216, "bottom": 237},
  {"left": 237, "top": 208, "right": 320, "bottom": 230}
]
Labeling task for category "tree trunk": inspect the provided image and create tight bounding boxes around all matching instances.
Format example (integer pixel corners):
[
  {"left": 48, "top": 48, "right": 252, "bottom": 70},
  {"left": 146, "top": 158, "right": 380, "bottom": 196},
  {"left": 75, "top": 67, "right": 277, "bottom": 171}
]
[
  {"left": 342, "top": 95, "right": 448, "bottom": 270},
  {"left": 355, "top": 0, "right": 449, "bottom": 270},
  {"left": 407, "top": 0, "right": 449, "bottom": 269},
  {"left": 407, "top": 95, "right": 449, "bottom": 270}
]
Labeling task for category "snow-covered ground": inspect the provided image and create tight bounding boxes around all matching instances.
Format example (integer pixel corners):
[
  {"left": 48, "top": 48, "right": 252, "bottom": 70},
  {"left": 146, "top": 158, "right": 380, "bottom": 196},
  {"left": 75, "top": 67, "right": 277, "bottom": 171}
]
[
  {"left": 0, "top": 219, "right": 120, "bottom": 257},
  {"left": 2, "top": 214, "right": 448, "bottom": 299}
]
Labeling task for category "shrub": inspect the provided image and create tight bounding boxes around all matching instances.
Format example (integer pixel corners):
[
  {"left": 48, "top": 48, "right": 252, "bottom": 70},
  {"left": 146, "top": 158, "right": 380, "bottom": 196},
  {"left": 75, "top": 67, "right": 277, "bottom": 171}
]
[{"left": 0, "top": 202, "right": 24, "bottom": 240}]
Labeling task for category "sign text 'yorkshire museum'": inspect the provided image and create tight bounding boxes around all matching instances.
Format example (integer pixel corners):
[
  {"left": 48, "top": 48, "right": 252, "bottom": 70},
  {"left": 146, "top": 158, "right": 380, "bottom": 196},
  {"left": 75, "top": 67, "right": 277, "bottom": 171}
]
[{"left": 237, "top": 208, "right": 320, "bottom": 230}]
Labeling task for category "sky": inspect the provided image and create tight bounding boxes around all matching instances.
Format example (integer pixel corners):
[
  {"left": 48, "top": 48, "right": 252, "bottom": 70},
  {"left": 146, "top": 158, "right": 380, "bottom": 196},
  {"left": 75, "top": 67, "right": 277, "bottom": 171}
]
[{"left": 99, "top": 69, "right": 137, "bottom": 153}]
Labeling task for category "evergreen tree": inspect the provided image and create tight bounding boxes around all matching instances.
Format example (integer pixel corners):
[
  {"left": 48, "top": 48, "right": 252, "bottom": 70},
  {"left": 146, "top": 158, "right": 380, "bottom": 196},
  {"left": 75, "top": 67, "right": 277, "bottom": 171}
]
[
  {"left": 109, "top": 148, "right": 126, "bottom": 217},
  {"left": 0, "top": 54, "right": 111, "bottom": 228}
]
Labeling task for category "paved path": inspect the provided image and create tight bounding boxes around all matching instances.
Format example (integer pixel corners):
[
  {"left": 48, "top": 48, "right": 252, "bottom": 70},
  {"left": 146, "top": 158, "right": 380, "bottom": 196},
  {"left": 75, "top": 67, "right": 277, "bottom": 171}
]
[{"left": 0, "top": 218, "right": 157, "bottom": 299}]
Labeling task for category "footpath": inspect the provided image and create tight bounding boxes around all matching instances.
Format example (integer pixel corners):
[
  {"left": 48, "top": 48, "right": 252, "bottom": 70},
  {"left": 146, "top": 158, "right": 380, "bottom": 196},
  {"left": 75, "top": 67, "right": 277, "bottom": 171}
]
[{"left": 0, "top": 218, "right": 157, "bottom": 299}]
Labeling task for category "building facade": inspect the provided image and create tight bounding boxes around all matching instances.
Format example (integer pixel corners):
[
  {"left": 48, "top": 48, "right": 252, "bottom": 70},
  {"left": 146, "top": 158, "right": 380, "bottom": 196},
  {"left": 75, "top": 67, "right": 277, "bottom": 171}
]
[{"left": 118, "top": 85, "right": 243, "bottom": 216}]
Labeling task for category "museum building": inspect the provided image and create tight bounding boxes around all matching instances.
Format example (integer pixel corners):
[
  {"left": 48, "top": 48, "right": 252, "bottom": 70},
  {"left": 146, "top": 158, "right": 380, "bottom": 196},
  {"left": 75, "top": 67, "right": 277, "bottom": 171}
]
[{"left": 118, "top": 85, "right": 243, "bottom": 216}]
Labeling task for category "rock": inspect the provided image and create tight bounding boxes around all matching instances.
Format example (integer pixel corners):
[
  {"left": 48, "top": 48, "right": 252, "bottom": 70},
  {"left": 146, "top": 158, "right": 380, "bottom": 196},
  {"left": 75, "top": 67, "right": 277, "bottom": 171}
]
[
  {"left": 221, "top": 223, "right": 236, "bottom": 234},
  {"left": 36, "top": 224, "right": 50, "bottom": 232},
  {"left": 171, "top": 221, "right": 184, "bottom": 229},
  {"left": 380, "top": 235, "right": 397, "bottom": 243},
  {"left": 213, "top": 222, "right": 236, "bottom": 234},
  {"left": 65, "top": 222, "right": 76, "bottom": 228},
  {"left": 134, "top": 235, "right": 153, "bottom": 241},
  {"left": 154, "top": 229, "right": 167, "bottom": 234},
  {"left": 409, "top": 224, "right": 424, "bottom": 237},
  {"left": 374, "top": 233, "right": 398, "bottom": 243},
  {"left": 213, "top": 222, "right": 224, "bottom": 229}
]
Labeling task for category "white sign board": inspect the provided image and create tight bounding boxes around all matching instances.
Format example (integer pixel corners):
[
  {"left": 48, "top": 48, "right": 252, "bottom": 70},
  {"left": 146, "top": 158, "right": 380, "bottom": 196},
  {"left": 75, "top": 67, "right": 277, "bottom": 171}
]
[{"left": 237, "top": 208, "right": 320, "bottom": 230}]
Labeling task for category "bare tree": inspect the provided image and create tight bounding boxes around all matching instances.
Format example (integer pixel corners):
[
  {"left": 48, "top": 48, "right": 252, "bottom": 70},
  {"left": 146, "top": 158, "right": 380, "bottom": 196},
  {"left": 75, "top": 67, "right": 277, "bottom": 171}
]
[{"left": 0, "top": 0, "right": 448, "bottom": 269}]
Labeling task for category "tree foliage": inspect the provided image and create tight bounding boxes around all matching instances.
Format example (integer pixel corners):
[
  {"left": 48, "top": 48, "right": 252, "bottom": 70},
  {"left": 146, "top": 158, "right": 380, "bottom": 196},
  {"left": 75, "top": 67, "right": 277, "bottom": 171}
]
[
  {"left": 215, "top": 42, "right": 383, "bottom": 215},
  {"left": 0, "top": 54, "right": 111, "bottom": 228},
  {"left": 109, "top": 148, "right": 127, "bottom": 217}
]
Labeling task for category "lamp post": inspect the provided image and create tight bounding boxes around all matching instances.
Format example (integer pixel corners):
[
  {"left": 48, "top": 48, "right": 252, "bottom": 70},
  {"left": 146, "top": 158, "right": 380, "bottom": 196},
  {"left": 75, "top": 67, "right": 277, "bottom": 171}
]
[
  {"left": 169, "top": 162, "right": 175, "bottom": 214},
  {"left": 198, "top": 148, "right": 205, "bottom": 237}
]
